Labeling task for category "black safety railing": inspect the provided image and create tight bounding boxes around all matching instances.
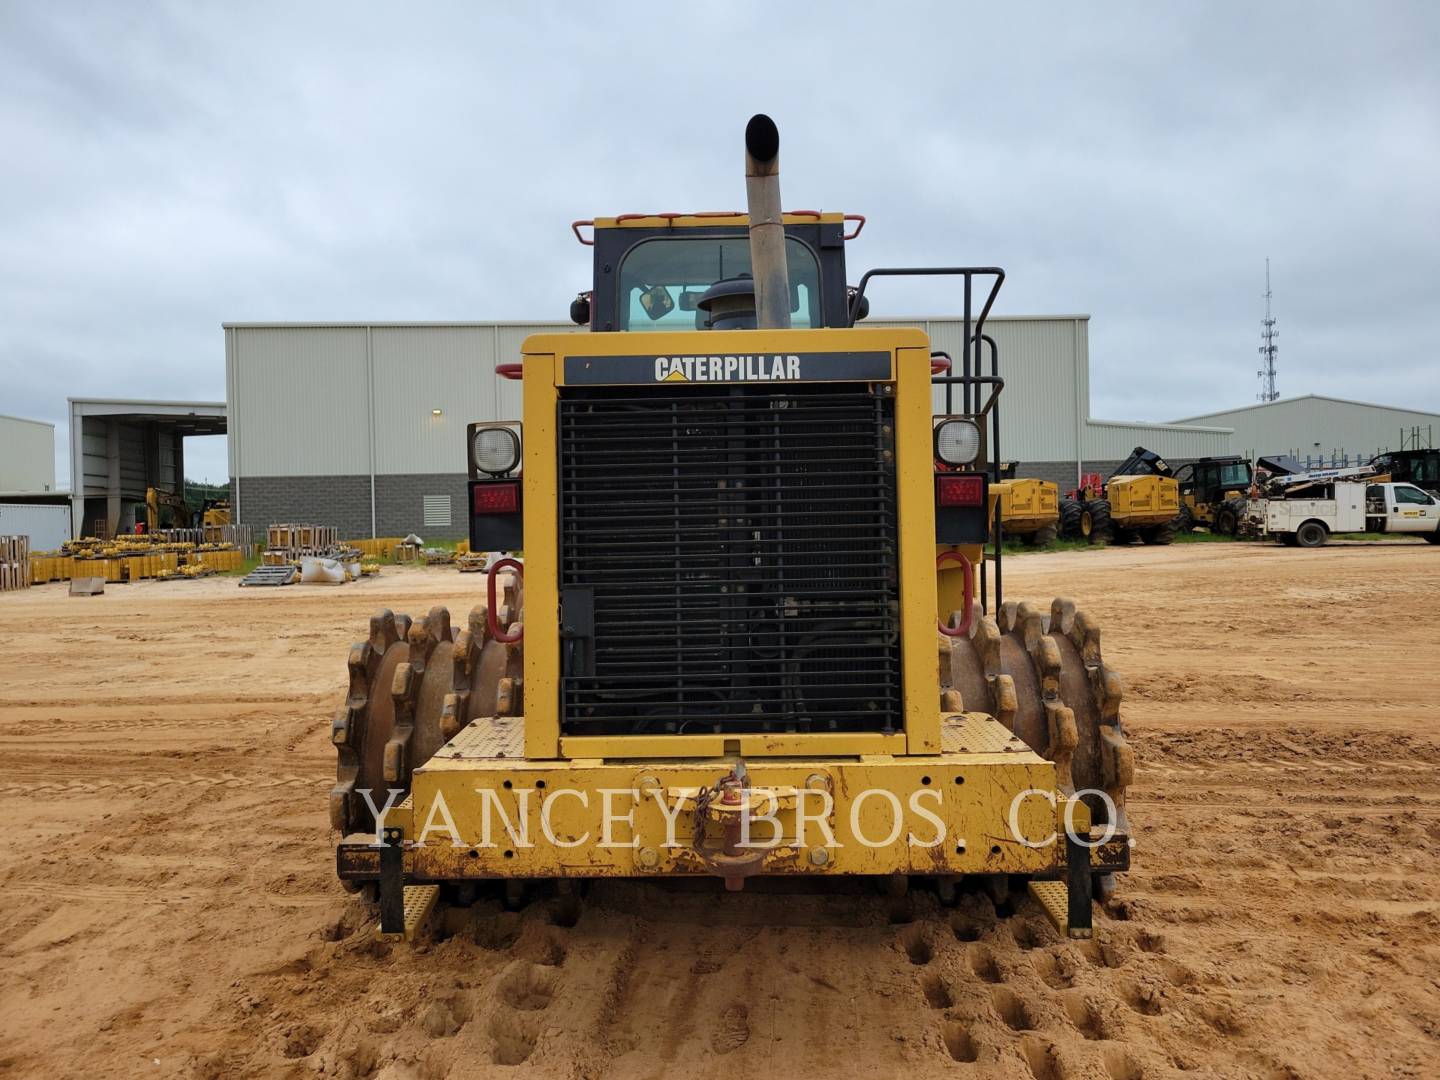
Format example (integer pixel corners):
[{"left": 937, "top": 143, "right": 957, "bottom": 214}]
[{"left": 851, "top": 266, "right": 1008, "bottom": 612}]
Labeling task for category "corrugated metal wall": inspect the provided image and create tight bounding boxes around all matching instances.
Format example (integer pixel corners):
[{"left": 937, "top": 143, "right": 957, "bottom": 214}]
[
  {"left": 1083, "top": 421, "right": 1233, "bottom": 461},
  {"left": 226, "top": 318, "right": 1233, "bottom": 486},
  {"left": 371, "top": 326, "right": 487, "bottom": 476},
  {"left": 0, "top": 415, "right": 56, "bottom": 491},
  {"left": 118, "top": 424, "right": 148, "bottom": 497},
  {"left": 80, "top": 423, "right": 110, "bottom": 496},
  {"left": 228, "top": 327, "right": 370, "bottom": 476},
  {"left": 1173, "top": 396, "right": 1440, "bottom": 460},
  {"left": 869, "top": 317, "right": 1088, "bottom": 462},
  {"left": 226, "top": 322, "right": 581, "bottom": 478},
  {"left": 0, "top": 503, "right": 71, "bottom": 549}
]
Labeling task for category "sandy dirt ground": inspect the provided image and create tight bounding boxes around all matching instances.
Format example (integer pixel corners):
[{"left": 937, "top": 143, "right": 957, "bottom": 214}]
[{"left": 1, "top": 541, "right": 1438, "bottom": 1079}]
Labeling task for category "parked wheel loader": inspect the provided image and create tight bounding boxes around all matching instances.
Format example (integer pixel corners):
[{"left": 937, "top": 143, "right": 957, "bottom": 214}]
[
  {"left": 989, "top": 464, "right": 1061, "bottom": 546},
  {"left": 1060, "top": 447, "right": 1180, "bottom": 545},
  {"left": 329, "top": 116, "right": 1133, "bottom": 943},
  {"left": 1171, "top": 456, "right": 1251, "bottom": 535}
]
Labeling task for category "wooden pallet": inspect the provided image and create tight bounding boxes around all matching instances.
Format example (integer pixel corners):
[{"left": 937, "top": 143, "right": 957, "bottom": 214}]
[
  {"left": 239, "top": 565, "right": 299, "bottom": 587},
  {"left": 1, "top": 536, "right": 31, "bottom": 592},
  {"left": 267, "top": 524, "right": 338, "bottom": 551}
]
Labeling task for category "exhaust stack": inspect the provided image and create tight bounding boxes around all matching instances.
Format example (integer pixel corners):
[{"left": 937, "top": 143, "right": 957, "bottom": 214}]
[{"left": 744, "top": 114, "right": 791, "bottom": 330}]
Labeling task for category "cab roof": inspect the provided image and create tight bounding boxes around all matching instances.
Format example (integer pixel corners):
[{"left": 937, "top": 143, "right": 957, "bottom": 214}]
[
  {"left": 575, "top": 212, "right": 861, "bottom": 246},
  {"left": 593, "top": 211, "right": 847, "bottom": 228}
]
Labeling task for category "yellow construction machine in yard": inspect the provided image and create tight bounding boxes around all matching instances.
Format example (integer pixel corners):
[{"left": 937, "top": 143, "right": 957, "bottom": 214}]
[
  {"left": 1172, "top": 456, "right": 1252, "bottom": 535},
  {"left": 990, "top": 468, "right": 1061, "bottom": 546},
  {"left": 1060, "top": 448, "right": 1181, "bottom": 546},
  {"left": 145, "top": 486, "right": 192, "bottom": 531},
  {"left": 328, "top": 117, "right": 1133, "bottom": 942}
]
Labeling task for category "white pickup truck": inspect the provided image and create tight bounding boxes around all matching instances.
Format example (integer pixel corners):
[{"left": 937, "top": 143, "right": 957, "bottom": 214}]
[{"left": 1250, "top": 481, "right": 1440, "bottom": 547}]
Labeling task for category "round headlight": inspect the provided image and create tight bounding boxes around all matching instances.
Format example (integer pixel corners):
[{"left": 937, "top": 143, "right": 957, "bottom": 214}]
[
  {"left": 472, "top": 426, "right": 520, "bottom": 475},
  {"left": 935, "top": 419, "right": 982, "bottom": 466}
]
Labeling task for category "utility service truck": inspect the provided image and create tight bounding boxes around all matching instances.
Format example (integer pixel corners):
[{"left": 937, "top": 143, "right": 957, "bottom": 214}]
[{"left": 1246, "top": 480, "right": 1440, "bottom": 546}]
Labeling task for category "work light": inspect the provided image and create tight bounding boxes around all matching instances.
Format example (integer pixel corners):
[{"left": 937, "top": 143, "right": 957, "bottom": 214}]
[
  {"left": 934, "top": 419, "right": 982, "bottom": 466},
  {"left": 471, "top": 426, "right": 521, "bottom": 476}
]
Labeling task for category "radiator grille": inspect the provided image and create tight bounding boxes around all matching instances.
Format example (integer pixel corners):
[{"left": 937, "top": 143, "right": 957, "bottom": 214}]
[{"left": 558, "top": 383, "right": 900, "bottom": 736}]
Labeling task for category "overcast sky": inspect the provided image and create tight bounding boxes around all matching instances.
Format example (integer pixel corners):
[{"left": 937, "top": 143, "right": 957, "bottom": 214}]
[{"left": 2, "top": 2, "right": 1437, "bottom": 484}]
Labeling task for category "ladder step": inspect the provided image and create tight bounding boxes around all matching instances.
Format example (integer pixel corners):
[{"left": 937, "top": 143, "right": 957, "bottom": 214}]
[
  {"left": 1028, "top": 879, "right": 1070, "bottom": 937},
  {"left": 376, "top": 884, "right": 440, "bottom": 942}
]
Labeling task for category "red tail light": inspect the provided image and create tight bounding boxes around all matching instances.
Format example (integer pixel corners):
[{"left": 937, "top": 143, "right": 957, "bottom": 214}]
[
  {"left": 937, "top": 474, "right": 984, "bottom": 508},
  {"left": 473, "top": 481, "right": 520, "bottom": 514}
]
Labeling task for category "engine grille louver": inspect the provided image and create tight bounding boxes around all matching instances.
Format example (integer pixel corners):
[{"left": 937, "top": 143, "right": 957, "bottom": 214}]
[{"left": 557, "top": 383, "right": 901, "bottom": 736}]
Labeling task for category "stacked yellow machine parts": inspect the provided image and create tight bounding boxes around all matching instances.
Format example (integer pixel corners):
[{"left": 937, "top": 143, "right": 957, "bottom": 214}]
[
  {"left": 28, "top": 534, "right": 245, "bottom": 584},
  {"left": 344, "top": 537, "right": 408, "bottom": 561},
  {"left": 327, "top": 116, "right": 1133, "bottom": 943}
]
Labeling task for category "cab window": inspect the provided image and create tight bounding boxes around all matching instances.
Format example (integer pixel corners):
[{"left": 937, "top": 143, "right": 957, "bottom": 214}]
[
  {"left": 1394, "top": 485, "right": 1434, "bottom": 505},
  {"left": 1217, "top": 463, "right": 1250, "bottom": 488},
  {"left": 618, "top": 236, "right": 822, "bottom": 330}
]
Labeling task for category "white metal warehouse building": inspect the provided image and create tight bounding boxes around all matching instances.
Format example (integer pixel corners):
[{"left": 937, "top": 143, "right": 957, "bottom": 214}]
[
  {"left": 0, "top": 414, "right": 57, "bottom": 492},
  {"left": 224, "top": 316, "right": 1233, "bottom": 538},
  {"left": 1173, "top": 395, "right": 1439, "bottom": 466},
  {"left": 0, "top": 414, "right": 70, "bottom": 549}
]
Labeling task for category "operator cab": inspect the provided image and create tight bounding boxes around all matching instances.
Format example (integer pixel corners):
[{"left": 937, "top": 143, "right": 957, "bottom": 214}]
[
  {"left": 1371, "top": 449, "right": 1440, "bottom": 496},
  {"left": 569, "top": 213, "right": 864, "bottom": 332},
  {"left": 1172, "top": 456, "right": 1253, "bottom": 500}
]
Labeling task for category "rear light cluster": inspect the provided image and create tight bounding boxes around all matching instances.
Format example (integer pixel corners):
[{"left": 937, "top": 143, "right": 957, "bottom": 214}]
[
  {"left": 473, "top": 481, "right": 520, "bottom": 514},
  {"left": 937, "top": 474, "right": 984, "bottom": 508}
]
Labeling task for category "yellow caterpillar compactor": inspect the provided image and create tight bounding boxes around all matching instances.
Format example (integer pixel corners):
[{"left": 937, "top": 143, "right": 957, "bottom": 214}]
[{"left": 330, "top": 117, "right": 1133, "bottom": 941}]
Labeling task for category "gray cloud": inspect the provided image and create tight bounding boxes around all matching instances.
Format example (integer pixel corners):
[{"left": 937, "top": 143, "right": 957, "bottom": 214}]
[{"left": 2, "top": 1, "right": 1437, "bottom": 483}]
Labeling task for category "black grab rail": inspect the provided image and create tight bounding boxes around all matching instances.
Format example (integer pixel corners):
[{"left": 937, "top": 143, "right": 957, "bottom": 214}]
[{"left": 856, "top": 267, "right": 1007, "bottom": 611}]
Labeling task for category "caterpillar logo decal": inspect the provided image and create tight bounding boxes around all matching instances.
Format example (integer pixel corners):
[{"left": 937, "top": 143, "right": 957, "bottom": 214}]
[
  {"left": 563, "top": 350, "right": 892, "bottom": 385},
  {"left": 655, "top": 354, "right": 800, "bottom": 382}
]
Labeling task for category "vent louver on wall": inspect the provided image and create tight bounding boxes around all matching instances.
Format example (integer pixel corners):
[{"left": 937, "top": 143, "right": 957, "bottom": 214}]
[
  {"left": 557, "top": 383, "right": 901, "bottom": 736},
  {"left": 422, "top": 495, "right": 452, "bottom": 528}
]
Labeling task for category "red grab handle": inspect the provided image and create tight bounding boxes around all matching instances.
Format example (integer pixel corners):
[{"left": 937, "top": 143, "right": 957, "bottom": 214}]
[
  {"left": 935, "top": 551, "right": 974, "bottom": 638},
  {"left": 487, "top": 557, "right": 524, "bottom": 644}
]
